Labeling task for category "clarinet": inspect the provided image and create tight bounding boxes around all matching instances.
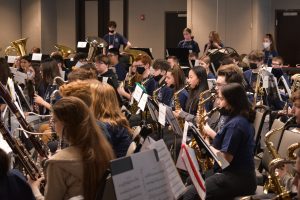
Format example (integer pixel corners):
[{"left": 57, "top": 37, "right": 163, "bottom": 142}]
[
  {"left": 0, "top": 82, "right": 49, "bottom": 158},
  {"left": 0, "top": 118, "right": 41, "bottom": 180}
]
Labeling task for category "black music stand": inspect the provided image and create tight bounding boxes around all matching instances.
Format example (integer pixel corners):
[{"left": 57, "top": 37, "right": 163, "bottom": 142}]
[
  {"left": 166, "top": 48, "right": 190, "bottom": 66},
  {"left": 188, "top": 123, "right": 229, "bottom": 170},
  {"left": 131, "top": 48, "right": 154, "bottom": 59}
]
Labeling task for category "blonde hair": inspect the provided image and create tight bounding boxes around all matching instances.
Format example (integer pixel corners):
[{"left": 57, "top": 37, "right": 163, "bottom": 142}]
[{"left": 89, "top": 81, "right": 132, "bottom": 133}]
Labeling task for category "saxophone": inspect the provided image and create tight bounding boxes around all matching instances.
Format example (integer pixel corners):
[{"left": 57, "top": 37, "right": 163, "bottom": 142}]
[
  {"left": 189, "top": 89, "right": 217, "bottom": 171},
  {"left": 153, "top": 83, "right": 166, "bottom": 104},
  {"left": 287, "top": 142, "right": 300, "bottom": 160},
  {"left": 173, "top": 83, "right": 189, "bottom": 129},
  {"left": 253, "top": 68, "right": 264, "bottom": 107},
  {"left": 269, "top": 158, "right": 296, "bottom": 200},
  {"left": 263, "top": 116, "right": 296, "bottom": 193}
]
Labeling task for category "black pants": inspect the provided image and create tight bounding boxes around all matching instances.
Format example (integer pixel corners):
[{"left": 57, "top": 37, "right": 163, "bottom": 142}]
[
  {"left": 205, "top": 170, "right": 257, "bottom": 200},
  {"left": 183, "top": 170, "right": 257, "bottom": 200}
]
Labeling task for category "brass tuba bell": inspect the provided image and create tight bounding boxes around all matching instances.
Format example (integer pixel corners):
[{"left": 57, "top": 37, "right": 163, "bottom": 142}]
[
  {"left": 86, "top": 36, "right": 107, "bottom": 62},
  {"left": 54, "top": 44, "right": 76, "bottom": 59},
  {"left": 5, "top": 38, "right": 28, "bottom": 56}
]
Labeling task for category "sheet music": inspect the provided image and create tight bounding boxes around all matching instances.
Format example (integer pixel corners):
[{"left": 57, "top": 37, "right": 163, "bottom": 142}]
[
  {"left": 148, "top": 140, "right": 186, "bottom": 199},
  {"left": 112, "top": 149, "right": 173, "bottom": 200},
  {"left": 77, "top": 41, "right": 87, "bottom": 48},
  {"left": 132, "top": 84, "right": 144, "bottom": 102},
  {"left": 158, "top": 103, "right": 166, "bottom": 126},
  {"left": 138, "top": 93, "right": 148, "bottom": 111},
  {"left": 7, "top": 56, "right": 17, "bottom": 64},
  {"left": 31, "top": 53, "right": 42, "bottom": 61}
]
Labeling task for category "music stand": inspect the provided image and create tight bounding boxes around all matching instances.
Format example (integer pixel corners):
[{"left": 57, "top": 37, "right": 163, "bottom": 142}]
[
  {"left": 131, "top": 48, "right": 154, "bottom": 59},
  {"left": 166, "top": 48, "right": 190, "bottom": 66},
  {"left": 188, "top": 123, "right": 229, "bottom": 170}
]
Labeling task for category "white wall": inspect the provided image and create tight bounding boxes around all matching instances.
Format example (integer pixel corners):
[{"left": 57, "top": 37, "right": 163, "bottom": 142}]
[
  {"left": 188, "top": 0, "right": 274, "bottom": 55},
  {"left": 0, "top": 0, "right": 21, "bottom": 56},
  {"left": 128, "top": 0, "right": 187, "bottom": 59}
]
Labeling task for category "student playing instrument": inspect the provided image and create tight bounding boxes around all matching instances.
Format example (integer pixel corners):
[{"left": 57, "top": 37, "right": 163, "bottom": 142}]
[
  {"left": 29, "top": 97, "right": 114, "bottom": 200},
  {"left": 204, "top": 83, "right": 257, "bottom": 199},
  {"left": 164, "top": 65, "right": 188, "bottom": 110},
  {"left": 174, "top": 66, "right": 209, "bottom": 122}
]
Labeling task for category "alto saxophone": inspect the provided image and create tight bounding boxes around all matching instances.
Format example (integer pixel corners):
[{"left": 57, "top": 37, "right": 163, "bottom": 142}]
[
  {"left": 189, "top": 89, "right": 217, "bottom": 172},
  {"left": 263, "top": 116, "right": 296, "bottom": 194},
  {"left": 173, "top": 84, "right": 189, "bottom": 129}
]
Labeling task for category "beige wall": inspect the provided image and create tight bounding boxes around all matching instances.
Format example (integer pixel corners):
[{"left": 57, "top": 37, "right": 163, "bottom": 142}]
[
  {"left": 188, "top": 0, "right": 273, "bottom": 55},
  {"left": 57, "top": 0, "right": 76, "bottom": 50},
  {"left": 0, "top": 0, "right": 21, "bottom": 56},
  {"left": 85, "top": 1, "right": 98, "bottom": 37},
  {"left": 41, "top": 0, "right": 57, "bottom": 54},
  {"left": 21, "top": 0, "right": 42, "bottom": 53},
  {"left": 110, "top": 0, "right": 124, "bottom": 36},
  {"left": 128, "top": 0, "right": 187, "bottom": 59}
]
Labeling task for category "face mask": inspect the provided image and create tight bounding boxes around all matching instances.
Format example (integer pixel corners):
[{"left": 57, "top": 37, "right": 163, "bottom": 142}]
[
  {"left": 218, "top": 107, "right": 231, "bottom": 116},
  {"left": 263, "top": 42, "right": 271, "bottom": 49},
  {"left": 136, "top": 66, "right": 145, "bottom": 74},
  {"left": 249, "top": 63, "right": 258, "bottom": 69},
  {"left": 109, "top": 30, "right": 115, "bottom": 33},
  {"left": 154, "top": 74, "right": 163, "bottom": 81}
]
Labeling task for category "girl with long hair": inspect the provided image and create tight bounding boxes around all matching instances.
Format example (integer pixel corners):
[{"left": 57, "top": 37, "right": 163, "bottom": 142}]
[
  {"left": 164, "top": 65, "right": 188, "bottom": 110},
  {"left": 90, "top": 81, "right": 132, "bottom": 158},
  {"left": 29, "top": 97, "right": 114, "bottom": 200},
  {"left": 203, "top": 83, "right": 256, "bottom": 199},
  {"left": 174, "top": 66, "right": 209, "bottom": 123}
]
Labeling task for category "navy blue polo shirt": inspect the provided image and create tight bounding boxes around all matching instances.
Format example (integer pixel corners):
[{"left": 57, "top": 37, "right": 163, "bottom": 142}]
[{"left": 212, "top": 115, "right": 255, "bottom": 172}]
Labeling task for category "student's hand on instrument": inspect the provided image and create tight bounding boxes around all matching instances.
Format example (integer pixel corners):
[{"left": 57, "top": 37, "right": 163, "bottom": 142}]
[
  {"left": 34, "top": 94, "right": 45, "bottom": 106},
  {"left": 28, "top": 175, "right": 44, "bottom": 189},
  {"left": 203, "top": 123, "right": 217, "bottom": 139}
]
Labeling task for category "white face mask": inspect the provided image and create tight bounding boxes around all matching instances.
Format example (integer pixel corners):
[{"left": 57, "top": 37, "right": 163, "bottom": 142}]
[{"left": 263, "top": 42, "right": 271, "bottom": 49}]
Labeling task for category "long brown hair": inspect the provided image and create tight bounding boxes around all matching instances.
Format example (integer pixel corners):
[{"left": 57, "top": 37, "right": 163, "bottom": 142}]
[
  {"left": 167, "top": 65, "right": 186, "bottom": 91},
  {"left": 210, "top": 31, "right": 222, "bottom": 44},
  {"left": 52, "top": 97, "right": 114, "bottom": 200},
  {"left": 89, "top": 81, "right": 132, "bottom": 133}
]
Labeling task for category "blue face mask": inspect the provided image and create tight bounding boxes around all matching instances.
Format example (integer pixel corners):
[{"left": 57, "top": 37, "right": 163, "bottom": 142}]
[{"left": 218, "top": 107, "right": 231, "bottom": 116}]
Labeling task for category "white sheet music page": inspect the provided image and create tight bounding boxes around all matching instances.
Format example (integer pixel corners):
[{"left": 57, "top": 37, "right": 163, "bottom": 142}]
[
  {"left": 138, "top": 93, "right": 148, "bottom": 111},
  {"left": 31, "top": 53, "right": 42, "bottom": 61},
  {"left": 148, "top": 139, "right": 186, "bottom": 199},
  {"left": 132, "top": 84, "right": 144, "bottom": 102},
  {"left": 112, "top": 149, "right": 173, "bottom": 200},
  {"left": 158, "top": 103, "right": 166, "bottom": 126},
  {"left": 14, "top": 71, "right": 27, "bottom": 85}
]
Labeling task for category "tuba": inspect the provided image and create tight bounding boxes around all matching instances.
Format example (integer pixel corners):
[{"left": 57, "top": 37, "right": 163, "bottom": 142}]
[
  {"left": 86, "top": 36, "right": 107, "bottom": 62},
  {"left": 5, "top": 38, "right": 28, "bottom": 56},
  {"left": 54, "top": 44, "right": 76, "bottom": 59}
]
